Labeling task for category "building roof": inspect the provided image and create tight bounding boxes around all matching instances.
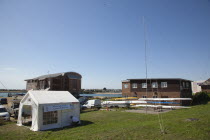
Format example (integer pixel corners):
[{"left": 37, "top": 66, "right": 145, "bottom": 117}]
[
  {"left": 122, "top": 80, "right": 130, "bottom": 83},
  {"left": 123, "top": 78, "right": 192, "bottom": 82},
  {"left": 24, "top": 90, "right": 79, "bottom": 104},
  {"left": 25, "top": 72, "right": 82, "bottom": 81},
  {"left": 200, "top": 78, "right": 210, "bottom": 85}
]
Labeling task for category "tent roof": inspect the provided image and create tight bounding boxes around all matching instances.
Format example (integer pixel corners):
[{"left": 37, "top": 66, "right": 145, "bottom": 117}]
[{"left": 28, "top": 90, "right": 79, "bottom": 104}]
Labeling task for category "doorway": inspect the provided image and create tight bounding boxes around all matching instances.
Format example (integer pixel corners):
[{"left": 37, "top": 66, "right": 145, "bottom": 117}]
[{"left": 21, "top": 105, "right": 32, "bottom": 127}]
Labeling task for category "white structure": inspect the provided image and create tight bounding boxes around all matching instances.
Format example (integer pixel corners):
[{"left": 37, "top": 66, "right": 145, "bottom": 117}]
[
  {"left": 191, "top": 81, "right": 205, "bottom": 94},
  {"left": 17, "top": 91, "right": 80, "bottom": 131}
]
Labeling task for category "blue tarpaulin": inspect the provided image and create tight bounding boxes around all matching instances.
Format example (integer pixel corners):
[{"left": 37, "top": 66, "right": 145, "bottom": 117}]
[{"left": 147, "top": 101, "right": 180, "bottom": 104}]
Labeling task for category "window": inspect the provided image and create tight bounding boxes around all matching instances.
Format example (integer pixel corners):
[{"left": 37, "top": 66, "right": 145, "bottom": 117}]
[
  {"left": 161, "top": 82, "right": 167, "bottom": 88},
  {"left": 142, "top": 83, "right": 147, "bottom": 88},
  {"left": 0, "top": 108, "right": 7, "bottom": 113},
  {"left": 152, "top": 82, "right": 158, "bottom": 88},
  {"left": 186, "top": 82, "right": 189, "bottom": 88},
  {"left": 43, "top": 111, "right": 58, "bottom": 125},
  {"left": 153, "top": 96, "right": 158, "bottom": 98},
  {"left": 142, "top": 95, "right": 147, "bottom": 98},
  {"left": 132, "top": 83, "right": 137, "bottom": 88},
  {"left": 182, "top": 82, "right": 185, "bottom": 88},
  {"left": 124, "top": 84, "right": 128, "bottom": 89}
]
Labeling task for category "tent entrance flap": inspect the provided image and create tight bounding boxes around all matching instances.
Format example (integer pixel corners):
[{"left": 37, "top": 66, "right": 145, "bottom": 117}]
[{"left": 21, "top": 105, "right": 32, "bottom": 127}]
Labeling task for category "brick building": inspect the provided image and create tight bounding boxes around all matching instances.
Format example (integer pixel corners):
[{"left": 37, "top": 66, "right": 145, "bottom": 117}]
[
  {"left": 122, "top": 78, "right": 192, "bottom": 105},
  {"left": 200, "top": 78, "right": 210, "bottom": 92},
  {"left": 25, "top": 72, "right": 82, "bottom": 98}
]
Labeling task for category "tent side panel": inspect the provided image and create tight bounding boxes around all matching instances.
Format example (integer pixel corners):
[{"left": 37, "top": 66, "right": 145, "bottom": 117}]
[
  {"left": 60, "top": 103, "right": 80, "bottom": 127},
  {"left": 39, "top": 105, "right": 62, "bottom": 131},
  {"left": 30, "top": 100, "right": 39, "bottom": 131},
  {"left": 39, "top": 103, "right": 80, "bottom": 130},
  {"left": 73, "top": 103, "right": 80, "bottom": 121},
  {"left": 61, "top": 108, "right": 72, "bottom": 127}
]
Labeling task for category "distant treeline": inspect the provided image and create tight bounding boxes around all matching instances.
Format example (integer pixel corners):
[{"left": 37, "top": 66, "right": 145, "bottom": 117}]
[
  {"left": 0, "top": 89, "right": 26, "bottom": 93},
  {"left": 82, "top": 89, "right": 122, "bottom": 93}
]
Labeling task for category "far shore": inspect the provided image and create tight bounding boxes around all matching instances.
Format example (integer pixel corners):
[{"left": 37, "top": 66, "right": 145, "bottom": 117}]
[
  {"left": 0, "top": 90, "right": 26, "bottom": 93},
  {"left": 94, "top": 92, "right": 122, "bottom": 94}
]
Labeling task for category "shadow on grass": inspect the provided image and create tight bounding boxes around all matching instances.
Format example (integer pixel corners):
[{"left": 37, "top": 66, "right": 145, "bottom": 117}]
[
  {"left": 47, "top": 120, "right": 93, "bottom": 132},
  {"left": 79, "top": 120, "right": 93, "bottom": 126},
  {"left": 80, "top": 109, "right": 100, "bottom": 114},
  {"left": 0, "top": 119, "right": 12, "bottom": 126}
]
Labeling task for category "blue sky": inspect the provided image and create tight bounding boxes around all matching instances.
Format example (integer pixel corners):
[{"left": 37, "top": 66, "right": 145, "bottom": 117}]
[{"left": 0, "top": 0, "right": 210, "bottom": 89}]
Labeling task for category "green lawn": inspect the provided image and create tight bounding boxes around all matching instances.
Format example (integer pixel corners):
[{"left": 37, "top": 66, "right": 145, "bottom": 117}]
[{"left": 0, "top": 103, "right": 210, "bottom": 140}]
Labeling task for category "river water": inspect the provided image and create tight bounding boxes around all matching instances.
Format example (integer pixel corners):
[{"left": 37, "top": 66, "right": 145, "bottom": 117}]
[
  {"left": 79, "top": 94, "right": 122, "bottom": 97},
  {"left": 0, "top": 93, "right": 26, "bottom": 97},
  {"left": 0, "top": 93, "right": 122, "bottom": 98}
]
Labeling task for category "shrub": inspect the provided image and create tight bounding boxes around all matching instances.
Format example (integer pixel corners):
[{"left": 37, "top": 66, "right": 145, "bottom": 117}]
[{"left": 192, "top": 92, "right": 210, "bottom": 105}]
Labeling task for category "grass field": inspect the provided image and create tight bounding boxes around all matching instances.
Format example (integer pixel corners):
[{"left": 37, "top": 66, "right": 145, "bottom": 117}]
[{"left": 0, "top": 103, "right": 210, "bottom": 140}]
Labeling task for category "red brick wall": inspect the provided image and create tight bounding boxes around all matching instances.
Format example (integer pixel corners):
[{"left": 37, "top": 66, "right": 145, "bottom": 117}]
[
  {"left": 201, "top": 85, "right": 210, "bottom": 92},
  {"left": 128, "top": 91, "right": 180, "bottom": 98},
  {"left": 122, "top": 82, "right": 131, "bottom": 97}
]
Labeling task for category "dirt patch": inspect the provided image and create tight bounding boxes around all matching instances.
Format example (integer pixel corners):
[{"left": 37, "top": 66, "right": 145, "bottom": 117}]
[
  {"left": 185, "top": 118, "right": 199, "bottom": 121},
  {"left": 124, "top": 108, "right": 172, "bottom": 114}
]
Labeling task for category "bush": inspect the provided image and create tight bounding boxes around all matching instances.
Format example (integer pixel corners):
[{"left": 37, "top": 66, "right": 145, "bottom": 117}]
[
  {"left": 192, "top": 92, "right": 210, "bottom": 105},
  {"left": 207, "top": 92, "right": 210, "bottom": 98}
]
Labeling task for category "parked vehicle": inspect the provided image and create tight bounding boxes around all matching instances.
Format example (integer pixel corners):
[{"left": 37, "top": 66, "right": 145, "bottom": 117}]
[
  {"left": 82, "top": 99, "right": 101, "bottom": 109},
  {"left": 0, "top": 105, "right": 10, "bottom": 120},
  {"left": 8, "top": 102, "right": 20, "bottom": 119},
  {"left": 102, "top": 101, "right": 130, "bottom": 108},
  {"left": 7, "top": 97, "right": 22, "bottom": 119},
  {"left": 0, "top": 98, "right": 7, "bottom": 104},
  {"left": 78, "top": 97, "right": 89, "bottom": 105}
]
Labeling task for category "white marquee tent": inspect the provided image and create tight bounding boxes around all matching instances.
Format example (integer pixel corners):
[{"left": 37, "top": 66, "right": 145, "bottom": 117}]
[{"left": 17, "top": 90, "right": 80, "bottom": 131}]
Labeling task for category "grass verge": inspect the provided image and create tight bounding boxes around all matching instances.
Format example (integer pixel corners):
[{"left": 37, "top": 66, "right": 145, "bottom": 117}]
[{"left": 0, "top": 103, "right": 210, "bottom": 140}]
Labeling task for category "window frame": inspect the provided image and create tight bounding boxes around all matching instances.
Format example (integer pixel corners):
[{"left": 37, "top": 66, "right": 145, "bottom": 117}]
[
  {"left": 161, "top": 82, "right": 168, "bottom": 88},
  {"left": 152, "top": 82, "right": 158, "bottom": 88},
  {"left": 124, "top": 84, "right": 128, "bottom": 89},
  {"left": 132, "top": 83, "right": 138, "bottom": 88},
  {"left": 182, "top": 82, "right": 186, "bottom": 88},
  {"left": 142, "top": 83, "right": 147, "bottom": 88},
  {"left": 186, "top": 82, "right": 190, "bottom": 88}
]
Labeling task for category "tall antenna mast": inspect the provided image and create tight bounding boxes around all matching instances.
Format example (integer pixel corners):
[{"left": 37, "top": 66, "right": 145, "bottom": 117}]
[
  {"left": 143, "top": 16, "right": 148, "bottom": 97},
  {"left": 142, "top": 17, "right": 165, "bottom": 134},
  {"left": 0, "top": 80, "right": 7, "bottom": 90}
]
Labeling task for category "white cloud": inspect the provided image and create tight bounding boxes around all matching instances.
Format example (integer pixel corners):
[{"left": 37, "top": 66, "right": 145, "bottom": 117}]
[
  {"left": 0, "top": 67, "right": 17, "bottom": 72},
  {"left": 3, "top": 67, "right": 17, "bottom": 71}
]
